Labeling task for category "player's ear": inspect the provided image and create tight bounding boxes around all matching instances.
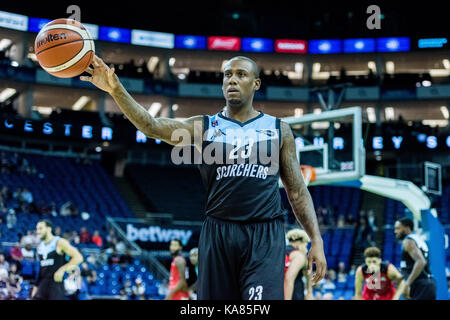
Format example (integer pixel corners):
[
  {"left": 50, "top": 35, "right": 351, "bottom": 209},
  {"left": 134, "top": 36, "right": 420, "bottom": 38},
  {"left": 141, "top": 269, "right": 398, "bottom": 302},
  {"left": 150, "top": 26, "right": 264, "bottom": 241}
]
[{"left": 254, "top": 78, "right": 261, "bottom": 91}]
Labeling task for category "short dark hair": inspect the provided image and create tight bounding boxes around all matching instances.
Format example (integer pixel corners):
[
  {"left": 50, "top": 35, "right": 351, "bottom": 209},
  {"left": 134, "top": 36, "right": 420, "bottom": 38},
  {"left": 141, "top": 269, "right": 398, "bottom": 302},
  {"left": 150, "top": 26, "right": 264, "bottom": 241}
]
[
  {"left": 38, "top": 219, "right": 53, "bottom": 231},
  {"left": 398, "top": 217, "right": 414, "bottom": 230},
  {"left": 226, "top": 56, "right": 260, "bottom": 78},
  {"left": 170, "top": 238, "right": 183, "bottom": 247},
  {"left": 364, "top": 247, "right": 381, "bottom": 258}
]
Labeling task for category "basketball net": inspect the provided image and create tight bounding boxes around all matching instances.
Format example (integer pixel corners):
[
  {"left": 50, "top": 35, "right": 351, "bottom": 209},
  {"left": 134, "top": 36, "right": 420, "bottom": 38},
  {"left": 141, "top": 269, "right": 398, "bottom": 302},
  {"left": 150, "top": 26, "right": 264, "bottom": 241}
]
[{"left": 300, "top": 165, "right": 316, "bottom": 186}]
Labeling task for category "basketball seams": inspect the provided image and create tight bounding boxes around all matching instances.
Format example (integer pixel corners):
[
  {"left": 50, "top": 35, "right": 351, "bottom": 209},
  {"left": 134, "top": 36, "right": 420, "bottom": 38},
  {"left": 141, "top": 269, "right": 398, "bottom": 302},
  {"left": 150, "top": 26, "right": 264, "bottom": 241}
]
[
  {"left": 39, "top": 41, "right": 85, "bottom": 68},
  {"left": 35, "top": 19, "right": 95, "bottom": 77},
  {"left": 35, "top": 25, "right": 90, "bottom": 55},
  {"left": 42, "top": 40, "right": 94, "bottom": 73},
  {"left": 36, "top": 39, "right": 84, "bottom": 58}
]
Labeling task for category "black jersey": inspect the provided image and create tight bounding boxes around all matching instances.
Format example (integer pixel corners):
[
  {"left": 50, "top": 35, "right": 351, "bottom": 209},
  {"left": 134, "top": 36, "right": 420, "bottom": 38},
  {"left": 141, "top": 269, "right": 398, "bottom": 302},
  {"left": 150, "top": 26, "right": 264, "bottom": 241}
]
[
  {"left": 400, "top": 233, "right": 432, "bottom": 280},
  {"left": 36, "top": 236, "right": 67, "bottom": 282},
  {"left": 198, "top": 111, "right": 284, "bottom": 222}
]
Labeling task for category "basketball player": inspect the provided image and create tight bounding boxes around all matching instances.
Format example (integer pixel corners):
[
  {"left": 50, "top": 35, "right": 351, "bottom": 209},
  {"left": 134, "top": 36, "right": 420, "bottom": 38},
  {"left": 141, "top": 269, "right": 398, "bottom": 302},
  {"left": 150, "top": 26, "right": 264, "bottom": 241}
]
[
  {"left": 81, "top": 55, "right": 326, "bottom": 300},
  {"left": 284, "top": 229, "right": 313, "bottom": 300},
  {"left": 31, "top": 220, "right": 83, "bottom": 300},
  {"left": 187, "top": 247, "right": 198, "bottom": 300},
  {"left": 165, "top": 238, "right": 189, "bottom": 300},
  {"left": 353, "top": 246, "right": 404, "bottom": 300},
  {"left": 394, "top": 218, "right": 437, "bottom": 300}
]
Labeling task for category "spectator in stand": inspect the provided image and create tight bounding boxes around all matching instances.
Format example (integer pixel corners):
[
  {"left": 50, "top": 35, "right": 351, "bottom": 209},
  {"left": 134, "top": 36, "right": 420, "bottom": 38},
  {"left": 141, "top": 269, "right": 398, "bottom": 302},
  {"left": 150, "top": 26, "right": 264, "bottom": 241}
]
[
  {"left": 106, "top": 229, "right": 117, "bottom": 247},
  {"left": 0, "top": 186, "right": 12, "bottom": 201},
  {"left": 8, "top": 263, "right": 21, "bottom": 280},
  {"left": 322, "top": 292, "right": 334, "bottom": 300},
  {"left": 30, "top": 230, "right": 40, "bottom": 246},
  {"left": 9, "top": 243, "right": 23, "bottom": 270},
  {"left": 0, "top": 253, "right": 9, "bottom": 279},
  {"left": 346, "top": 214, "right": 356, "bottom": 226},
  {"left": 367, "top": 210, "right": 377, "bottom": 244},
  {"left": 86, "top": 253, "right": 98, "bottom": 268},
  {"left": 359, "top": 210, "right": 367, "bottom": 220},
  {"left": 336, "top": 215, "right": 345, "bottom": 228},
  {"left": 79, "top": 227, "right": 91, "bottom": 244},
  {"left": 20, "top": 230, "right": 34, "bottom": 247},
  {"left": 107, "top": 248, "right": 121, "bottom": 265},
  {"left": 80, "top": 262, "right": 97, "bottom": 286},
  {"left": 54, "top": 226, "right": 62, "bottom": 237},
  {"left": 21, "top": 243, "right": 35, "bottom": 261},
  {"left": 132, "top": 277, "right": 146, "bottom": 300},
  {"left": 7, "top": 274, "right": 22, "bottom": 299},
  {"left": 320, "top": 270, "right": 337, "bottom": 293},
  {"left": 19, "top": 201, "right": 30, "bottom": 214},
  {"left": 60, "top": 201, "right": 73, "bottom": 217},
  {"left": 62, "top": 230, "right": 72, "bottom": 241},
  {"left": 49, "top": 201, "right": 58, "bottom": 217},
  {"left": 20, "top": 188, "right": 33, "bottom": 205},
  {"left": 354, "top": 217, "right": 372, "bottom": 249},
  {"left": 337, "top": 262, "right": 347, "bottom": 283},
  {"left": 91, "top": 231, "right": 103, "bottom": 248},
  {"left": 36, "top": 200, "right": 50, "bottom": 216},
  {"left": 115, "top": 239, "right": 126, "bottom": 255},
  {"left": 349, "top": 264, "right": 357, "bottom": 277},
  {"left": 6, "top": 208, "right": 16, "bottom": 230},
  {"left": 120, "top": 248, "right": 133, "bottom": 267},
  {"left": 0, "top": 273, "right": 9, "bottom": 299},
  {"left": 70, "top": 231, "right": 80, "bottom": 246},
  {"left": 120, "top": 279, "right": 133, "bottom": 300},
  {"left": 12, "top": 188, "right": 22, "bottom": 202}
]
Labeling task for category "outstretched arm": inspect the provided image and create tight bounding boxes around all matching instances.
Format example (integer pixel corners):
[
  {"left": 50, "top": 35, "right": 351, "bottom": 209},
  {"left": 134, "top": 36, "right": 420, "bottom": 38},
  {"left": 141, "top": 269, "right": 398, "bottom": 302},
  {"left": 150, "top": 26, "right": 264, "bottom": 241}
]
[
  {"left": 81, "top": 55, "right": 203, "bottom": 147},
  {"left": 279, "top": 121, "right": 327, "bottom": 285},
  {"left": 353, "top": 266, "right": 364, "bottom": 300}
]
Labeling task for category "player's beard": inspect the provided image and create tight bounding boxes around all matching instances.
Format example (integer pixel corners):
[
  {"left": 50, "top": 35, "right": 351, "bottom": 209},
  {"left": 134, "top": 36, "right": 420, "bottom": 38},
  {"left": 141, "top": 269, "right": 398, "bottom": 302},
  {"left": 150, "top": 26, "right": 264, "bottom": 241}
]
[
  {"left": 228, "top": 98, "right": 242, "bottom": 106},
  {"left": 171, "top": 249, "right": 181, "bottom": 257}
]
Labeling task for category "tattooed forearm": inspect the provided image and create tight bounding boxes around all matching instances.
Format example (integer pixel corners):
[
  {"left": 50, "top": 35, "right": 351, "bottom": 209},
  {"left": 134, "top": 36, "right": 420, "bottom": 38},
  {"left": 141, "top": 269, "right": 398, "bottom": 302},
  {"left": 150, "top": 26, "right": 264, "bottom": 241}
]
[
  {"left": 110, "top": 83, "right": 202, "bottom": 145},
  {"left": 280, "top": 121, "right": 322, "bottom": 243}
]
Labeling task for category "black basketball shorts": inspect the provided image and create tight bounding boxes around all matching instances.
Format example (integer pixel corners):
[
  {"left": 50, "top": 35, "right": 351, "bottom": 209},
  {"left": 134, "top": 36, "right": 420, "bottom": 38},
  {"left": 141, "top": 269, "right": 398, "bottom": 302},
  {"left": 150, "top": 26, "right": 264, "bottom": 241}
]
[
  {"left": 33, "top": 278, "right": 66, "bottom": 300},
  {"left": 410, "top": 277, "right": 437, "bottom": 300},
  {"left": 197, "top": 215, "right": 286, "bottom": 300}
]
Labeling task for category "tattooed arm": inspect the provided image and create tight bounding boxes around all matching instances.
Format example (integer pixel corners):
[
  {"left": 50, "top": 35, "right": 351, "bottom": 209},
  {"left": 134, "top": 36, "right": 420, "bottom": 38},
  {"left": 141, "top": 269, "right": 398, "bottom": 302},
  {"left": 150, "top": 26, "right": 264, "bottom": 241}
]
[
  {"left": 279, "top": 121, "right": 327, "bottom": 284},
  {"left": 81, "top": 55, "right": 203, "bottom": 147}
]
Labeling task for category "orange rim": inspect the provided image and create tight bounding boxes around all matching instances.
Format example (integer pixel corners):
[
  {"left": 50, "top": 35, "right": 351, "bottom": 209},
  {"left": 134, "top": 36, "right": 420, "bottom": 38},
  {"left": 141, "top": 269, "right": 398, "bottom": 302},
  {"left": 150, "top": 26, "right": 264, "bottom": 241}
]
[{"left": 300, "top": 165, "right": 316, "bottom": 182}]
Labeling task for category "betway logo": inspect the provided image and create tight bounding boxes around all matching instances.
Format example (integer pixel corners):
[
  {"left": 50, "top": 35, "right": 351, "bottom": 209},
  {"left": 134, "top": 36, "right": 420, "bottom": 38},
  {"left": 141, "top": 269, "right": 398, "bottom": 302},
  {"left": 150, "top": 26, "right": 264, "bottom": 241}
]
[
  {"left": 209, "top": 37, "right": 240, "bottom": 50},
  {"left": 126, "top": 224, "right": 193, "bottom": 244}
]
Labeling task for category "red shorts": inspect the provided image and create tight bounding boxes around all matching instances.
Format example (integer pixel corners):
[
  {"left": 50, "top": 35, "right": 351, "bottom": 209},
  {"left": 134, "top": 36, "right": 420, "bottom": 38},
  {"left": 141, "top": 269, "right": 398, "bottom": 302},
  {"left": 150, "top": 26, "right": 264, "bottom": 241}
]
[
  {"left": 362, "top": 287, "right": 395, "bottom": 300},
  {"left": 171, "top": 291, "right": 189, "bottom": 300}
]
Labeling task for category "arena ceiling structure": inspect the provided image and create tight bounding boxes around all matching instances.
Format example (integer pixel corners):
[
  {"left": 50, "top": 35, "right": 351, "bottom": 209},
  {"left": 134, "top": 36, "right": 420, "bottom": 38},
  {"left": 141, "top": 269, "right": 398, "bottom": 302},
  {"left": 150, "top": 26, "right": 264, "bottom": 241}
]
[{"left": 1, "top": 0, "right": 449, "bottom": 40}]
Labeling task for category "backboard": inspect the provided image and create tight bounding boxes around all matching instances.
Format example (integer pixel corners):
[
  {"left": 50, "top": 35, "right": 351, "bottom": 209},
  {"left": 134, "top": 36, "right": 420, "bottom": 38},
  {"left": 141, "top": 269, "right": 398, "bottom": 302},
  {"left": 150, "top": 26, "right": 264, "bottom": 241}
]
[{"left": 280, "top": 107, "right": 365, "bottom": 186}]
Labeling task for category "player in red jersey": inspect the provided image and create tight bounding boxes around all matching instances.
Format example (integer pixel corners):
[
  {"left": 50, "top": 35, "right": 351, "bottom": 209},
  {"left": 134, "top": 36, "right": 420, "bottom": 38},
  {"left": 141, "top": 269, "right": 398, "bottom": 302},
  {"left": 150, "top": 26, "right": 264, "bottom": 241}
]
[
  {"left": 354, "top": 247, "right": 404, "bottom": 300},
  {"left": 165, "top": 238, "right": 189, "bottom": 300}
]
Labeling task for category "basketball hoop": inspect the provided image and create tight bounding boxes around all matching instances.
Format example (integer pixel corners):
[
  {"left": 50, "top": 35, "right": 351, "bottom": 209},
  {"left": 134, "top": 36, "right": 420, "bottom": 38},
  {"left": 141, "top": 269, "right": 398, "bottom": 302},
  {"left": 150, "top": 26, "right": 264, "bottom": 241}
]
[{"left": 300, "top": 165, "right": 316, "bottom": 186}]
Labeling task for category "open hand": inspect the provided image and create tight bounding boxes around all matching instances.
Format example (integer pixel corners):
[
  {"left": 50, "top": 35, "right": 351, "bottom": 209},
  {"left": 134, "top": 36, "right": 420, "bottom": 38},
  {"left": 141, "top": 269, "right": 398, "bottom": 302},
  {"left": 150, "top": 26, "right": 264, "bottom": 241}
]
[{"left": 80, "top": 55, "right": 120, "bottom": 94}]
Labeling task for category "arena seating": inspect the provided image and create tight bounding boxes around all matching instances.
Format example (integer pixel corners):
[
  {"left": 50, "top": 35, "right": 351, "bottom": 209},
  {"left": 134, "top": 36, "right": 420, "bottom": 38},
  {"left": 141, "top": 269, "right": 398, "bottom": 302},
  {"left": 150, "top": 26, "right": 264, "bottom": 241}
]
[
  {"left": 125, "top": 163, "right": 206, "bottom": 221},
  {"left": 0, "top": 151, "right": 135, "bottom": 243},
  {"left": 309, "top": 185, "right": 362, "bottom": 221},
  {"left": 321, "top": 228, "right": 355, "bottom": 270}
]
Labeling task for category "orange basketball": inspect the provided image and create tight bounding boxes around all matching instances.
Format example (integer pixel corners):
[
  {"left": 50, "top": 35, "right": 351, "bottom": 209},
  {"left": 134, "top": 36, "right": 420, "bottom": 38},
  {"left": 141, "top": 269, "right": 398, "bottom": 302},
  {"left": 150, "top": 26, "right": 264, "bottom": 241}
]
[{"left": 34, "top": 18, "right": 95, "bottom": 78}]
